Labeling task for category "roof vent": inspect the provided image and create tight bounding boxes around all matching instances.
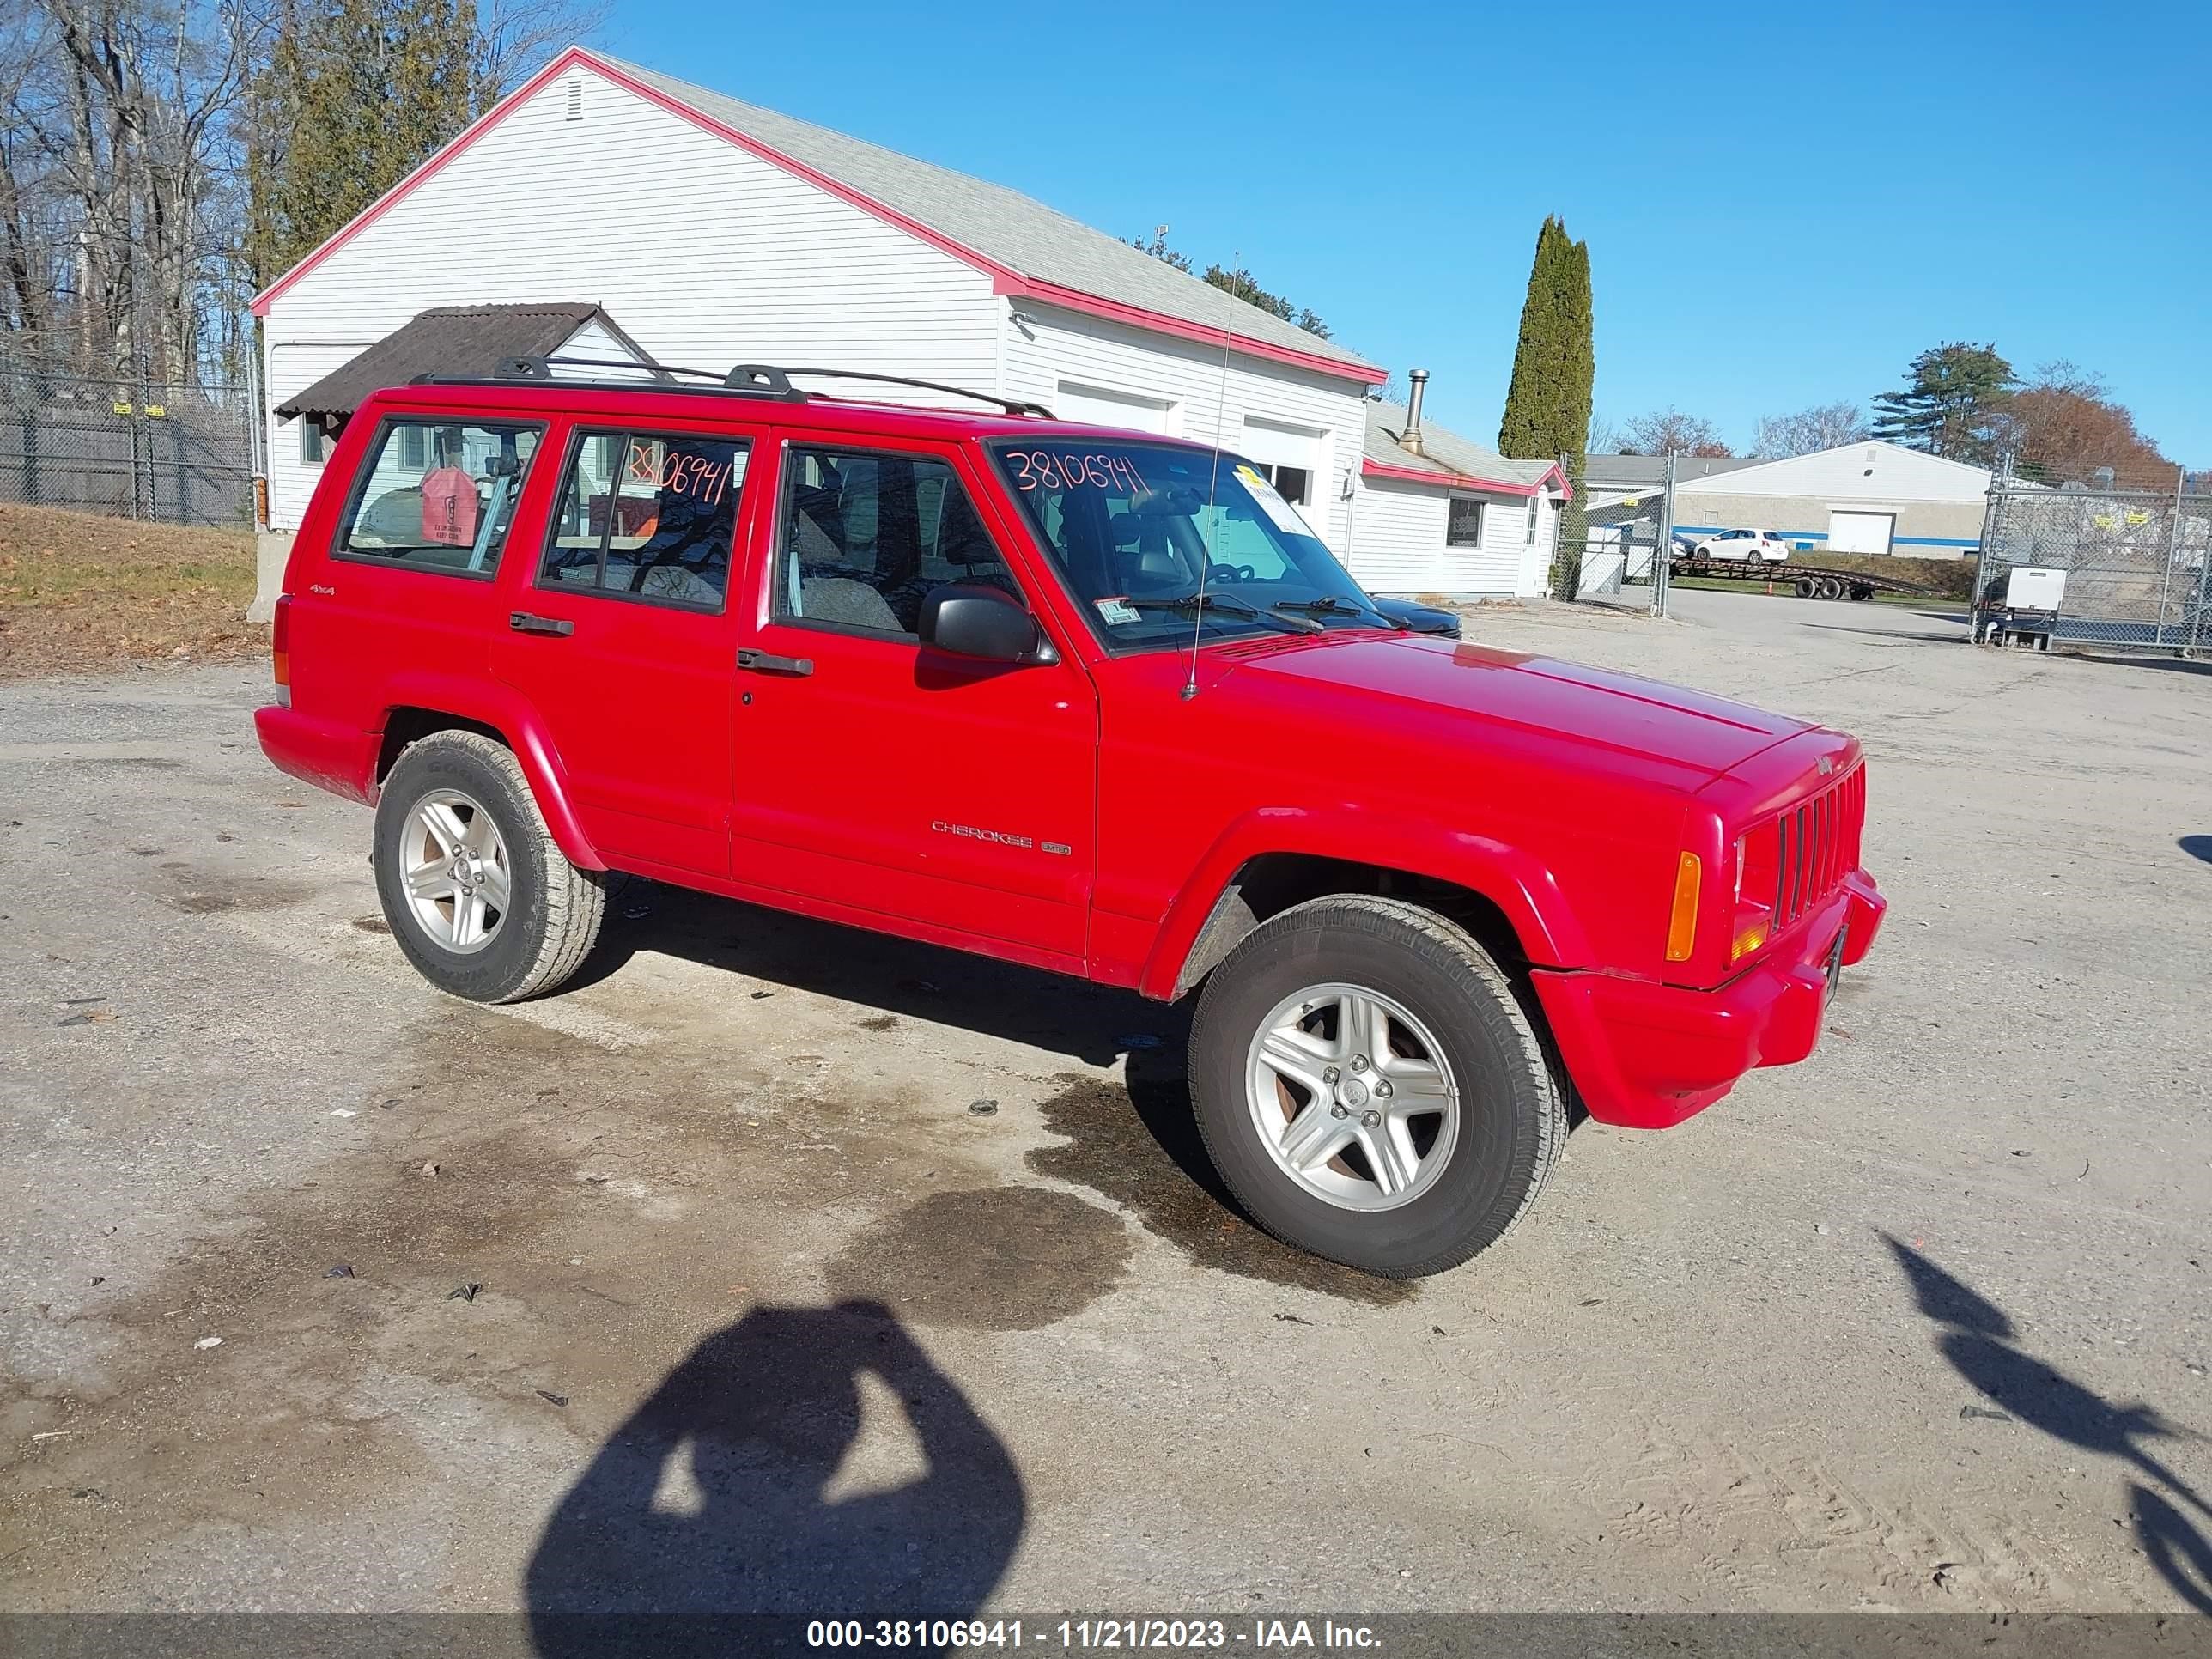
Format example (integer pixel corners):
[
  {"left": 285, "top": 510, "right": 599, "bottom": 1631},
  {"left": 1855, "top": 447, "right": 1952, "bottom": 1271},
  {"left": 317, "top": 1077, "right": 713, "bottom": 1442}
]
[
  {"left": 1401, "top": 368, "right": 1429, "bottom": 457},
  {"left": 565, "top": 76, "right": 583, "bottom": 121}
]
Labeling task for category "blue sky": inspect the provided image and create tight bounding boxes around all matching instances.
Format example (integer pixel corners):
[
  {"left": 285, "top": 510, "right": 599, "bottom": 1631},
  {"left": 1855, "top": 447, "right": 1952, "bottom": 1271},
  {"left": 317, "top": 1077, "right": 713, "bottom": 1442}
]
[{"left": 601, "top": 0, "right": 2210, "bottom": 464}]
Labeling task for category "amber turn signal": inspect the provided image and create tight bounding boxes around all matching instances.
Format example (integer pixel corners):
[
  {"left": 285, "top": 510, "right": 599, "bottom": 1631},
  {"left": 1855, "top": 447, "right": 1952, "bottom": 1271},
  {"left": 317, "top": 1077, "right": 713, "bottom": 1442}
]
[{"left": 1665, "top": 851, "right": 1701, "bottom": 962}]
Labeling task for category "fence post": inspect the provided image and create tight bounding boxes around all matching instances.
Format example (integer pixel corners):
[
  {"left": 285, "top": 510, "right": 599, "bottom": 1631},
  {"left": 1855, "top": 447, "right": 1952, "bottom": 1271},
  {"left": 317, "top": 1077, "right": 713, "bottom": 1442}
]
[
  {"left": 2154, "top": 462, "right": 2185, "bottom": 652},
  {"left": 1651, "top": 452, "right": 1676, "bottom": 617}
]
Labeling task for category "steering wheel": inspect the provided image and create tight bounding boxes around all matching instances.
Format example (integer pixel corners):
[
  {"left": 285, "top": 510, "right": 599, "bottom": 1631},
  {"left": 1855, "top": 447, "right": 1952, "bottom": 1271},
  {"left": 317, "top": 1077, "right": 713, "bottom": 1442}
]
[{"left": 1207, "top": 562, "right": 1255, "bottom": 583}]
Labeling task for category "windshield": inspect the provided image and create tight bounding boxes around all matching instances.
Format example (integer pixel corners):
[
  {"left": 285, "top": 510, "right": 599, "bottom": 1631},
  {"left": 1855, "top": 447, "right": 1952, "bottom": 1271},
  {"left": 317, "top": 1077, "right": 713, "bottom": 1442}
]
[{"left": 988, "top": 439, "right": 1390, "bottom": 647}]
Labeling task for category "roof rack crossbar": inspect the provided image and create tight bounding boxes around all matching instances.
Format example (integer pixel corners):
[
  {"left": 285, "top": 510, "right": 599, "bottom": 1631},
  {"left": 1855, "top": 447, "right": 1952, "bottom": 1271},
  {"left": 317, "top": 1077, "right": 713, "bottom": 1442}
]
[
  {"left": 414, "top": 356, "right": 1051, "bottom": 417},
  {"left": 768, "top": 365, "right": 1052, "bottom": 419}
]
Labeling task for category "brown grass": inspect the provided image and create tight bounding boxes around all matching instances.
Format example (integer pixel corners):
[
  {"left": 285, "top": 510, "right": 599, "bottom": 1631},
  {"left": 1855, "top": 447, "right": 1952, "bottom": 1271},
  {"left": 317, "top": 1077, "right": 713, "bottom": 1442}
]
[{"left": 0, "top": 502, "right": 264, "bottom": 680}]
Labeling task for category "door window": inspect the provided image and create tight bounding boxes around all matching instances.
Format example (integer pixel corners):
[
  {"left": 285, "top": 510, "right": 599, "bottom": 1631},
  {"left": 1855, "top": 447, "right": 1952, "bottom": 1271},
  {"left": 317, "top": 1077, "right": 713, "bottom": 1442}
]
[
  {"left": 775, "top": 446, "right": 1019, "bottom": 639},
  {"left": 336, "top": 418, "right": 544, "bottom": 578},
  {"left": 538, "top": 429, "right": 749, "bottom": 610}
]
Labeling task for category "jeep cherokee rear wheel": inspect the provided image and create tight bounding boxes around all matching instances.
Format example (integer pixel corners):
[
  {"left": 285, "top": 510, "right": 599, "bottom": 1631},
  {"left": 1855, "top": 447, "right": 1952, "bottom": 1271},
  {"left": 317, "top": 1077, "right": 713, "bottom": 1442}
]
[
  {"left": 1188, "top": 896, "right": 1562, "bottom": 1278},
  {"left": 374, "top": 730, "right": 606, "bottom": 1003}
]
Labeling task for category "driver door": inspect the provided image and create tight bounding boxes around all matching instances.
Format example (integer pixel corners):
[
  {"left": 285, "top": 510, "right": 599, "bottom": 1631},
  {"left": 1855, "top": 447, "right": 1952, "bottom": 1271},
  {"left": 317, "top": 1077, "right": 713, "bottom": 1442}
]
[{"left": 727, "top": 437, "right": 1097, "bottom": 969}]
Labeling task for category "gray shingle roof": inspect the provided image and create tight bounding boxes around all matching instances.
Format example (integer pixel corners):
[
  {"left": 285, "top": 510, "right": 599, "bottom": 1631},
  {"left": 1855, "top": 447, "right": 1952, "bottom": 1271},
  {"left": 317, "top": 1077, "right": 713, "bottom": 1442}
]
[
  {"left": 1363, "top": 402, "right": 1557, "bottom": 491},
  {"left": 594, "top": 52, "right": 1380, "bottom": 380},
  {"left": 275, "top": 303, "right": 657, "bottom": 420}
]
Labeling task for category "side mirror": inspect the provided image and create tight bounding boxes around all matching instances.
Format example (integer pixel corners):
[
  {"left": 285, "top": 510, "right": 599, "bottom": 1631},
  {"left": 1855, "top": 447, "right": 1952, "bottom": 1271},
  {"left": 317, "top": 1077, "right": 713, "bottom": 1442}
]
[{"left": 918, "top": 582, "right": 1058, "bottom": 665}]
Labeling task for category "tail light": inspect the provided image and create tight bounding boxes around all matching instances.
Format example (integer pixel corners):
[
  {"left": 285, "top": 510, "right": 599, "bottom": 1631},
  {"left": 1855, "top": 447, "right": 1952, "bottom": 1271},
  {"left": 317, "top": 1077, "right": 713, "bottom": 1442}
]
[{"left": 271, "top": 594, "right": 293, "bottom": 707}]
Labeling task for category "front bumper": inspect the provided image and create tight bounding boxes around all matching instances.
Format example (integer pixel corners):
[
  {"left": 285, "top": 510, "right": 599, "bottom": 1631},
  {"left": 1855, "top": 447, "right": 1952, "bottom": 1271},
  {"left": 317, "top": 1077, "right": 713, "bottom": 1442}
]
[{"left": 1530, "top": 870, "right": 1886, "bottom": 1128}]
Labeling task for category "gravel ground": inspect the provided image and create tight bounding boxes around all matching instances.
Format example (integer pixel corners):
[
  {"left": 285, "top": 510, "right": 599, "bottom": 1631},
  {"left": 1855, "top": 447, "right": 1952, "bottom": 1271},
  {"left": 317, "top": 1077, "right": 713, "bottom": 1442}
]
[{"left": 2, "top": 587, "right": 2209, "bottom": 1619}]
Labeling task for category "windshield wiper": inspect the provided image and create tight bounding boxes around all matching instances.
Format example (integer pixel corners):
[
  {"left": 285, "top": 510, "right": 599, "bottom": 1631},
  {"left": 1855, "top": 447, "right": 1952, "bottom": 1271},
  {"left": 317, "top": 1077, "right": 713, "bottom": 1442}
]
[
  {"left": 1123, "top": 594, "right": 1323, "bottom": 635},
  {"left": 1272, "top": 595, "right": 1396, "bottom": 627}
]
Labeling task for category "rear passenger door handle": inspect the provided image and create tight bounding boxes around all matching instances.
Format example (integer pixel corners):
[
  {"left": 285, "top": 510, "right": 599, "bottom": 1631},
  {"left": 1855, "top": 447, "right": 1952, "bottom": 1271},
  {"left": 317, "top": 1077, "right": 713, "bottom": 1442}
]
[
  {"left": 509, "top": 611, "right": 574, "bottom": 637},
  {"left": 736, "top": 649, "right": 814, "bottom": 678}
]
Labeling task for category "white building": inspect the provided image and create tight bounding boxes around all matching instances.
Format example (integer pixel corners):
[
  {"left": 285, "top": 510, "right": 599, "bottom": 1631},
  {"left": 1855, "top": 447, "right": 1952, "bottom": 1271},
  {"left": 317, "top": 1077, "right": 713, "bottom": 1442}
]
[
  {"left": 252, "top": 46, "right": 1560, "bottom": 599},
  {"left": 1670, "top": 441, "right": 1996, "bottom": 557}
]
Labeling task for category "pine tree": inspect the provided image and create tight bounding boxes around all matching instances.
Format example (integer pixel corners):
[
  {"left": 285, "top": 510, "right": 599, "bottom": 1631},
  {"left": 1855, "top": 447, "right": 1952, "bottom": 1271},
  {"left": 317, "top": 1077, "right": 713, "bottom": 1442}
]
[
  {"left": 1870, "top": 343, "right": 2017, "bottom": 463},
  {"left": 249, "top": 0, "right": 484, "bottom": 287},
  {"left": 1498, "top": 216, "right": 1595, "bottom": 598}
]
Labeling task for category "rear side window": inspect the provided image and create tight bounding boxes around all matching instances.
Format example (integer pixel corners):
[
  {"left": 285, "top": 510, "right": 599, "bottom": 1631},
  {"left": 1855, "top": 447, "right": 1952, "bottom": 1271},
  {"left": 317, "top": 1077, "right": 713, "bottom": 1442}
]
[
  {"left": 336, "top": 419, "right": 543, "bottom": 578},
  {"left": 538, "top": 429, "right": 749, "bottom": 611},
  {"left": 775, "top": 446, "right": 1017, "bottom": 639}
]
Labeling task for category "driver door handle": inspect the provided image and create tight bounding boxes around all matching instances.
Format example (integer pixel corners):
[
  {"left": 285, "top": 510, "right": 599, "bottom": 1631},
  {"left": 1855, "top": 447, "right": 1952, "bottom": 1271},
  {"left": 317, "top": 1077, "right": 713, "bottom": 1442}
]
[
  {"left": 737, "top": 648, "right": 814, "bottom": 678},
  {"left": 509, "top": 611, "right": 574, "bottom": 636}
]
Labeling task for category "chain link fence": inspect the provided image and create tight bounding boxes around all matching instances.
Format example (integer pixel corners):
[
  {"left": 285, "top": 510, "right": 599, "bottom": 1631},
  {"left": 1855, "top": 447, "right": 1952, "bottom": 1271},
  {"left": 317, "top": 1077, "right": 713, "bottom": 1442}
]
[
  {"left": 0, "top": 357, "right": 254, "bottom": 527},
  {"left": 1572, "top": 463, "right": 1676, "bottom": 612},
  {"left": 1974, "top": 461, "right": 2211, "bottom": 653}
]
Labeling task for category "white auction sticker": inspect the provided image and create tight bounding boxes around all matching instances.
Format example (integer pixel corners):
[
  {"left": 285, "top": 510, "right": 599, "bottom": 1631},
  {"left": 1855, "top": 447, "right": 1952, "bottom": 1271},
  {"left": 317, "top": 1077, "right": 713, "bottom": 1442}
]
[{"left": 1095, "top": 596, "right": 1140, "bottom": 625}]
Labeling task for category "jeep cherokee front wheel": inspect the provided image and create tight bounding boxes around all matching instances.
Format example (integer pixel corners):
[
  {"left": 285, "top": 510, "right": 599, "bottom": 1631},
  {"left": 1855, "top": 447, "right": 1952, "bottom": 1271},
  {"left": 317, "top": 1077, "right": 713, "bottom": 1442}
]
[
  {"left": 1188, "top": 896, "right": 1563, "bottom": 1278},
  {"left": 373, "top": 730, "right": 607, "bottom": 1003}
]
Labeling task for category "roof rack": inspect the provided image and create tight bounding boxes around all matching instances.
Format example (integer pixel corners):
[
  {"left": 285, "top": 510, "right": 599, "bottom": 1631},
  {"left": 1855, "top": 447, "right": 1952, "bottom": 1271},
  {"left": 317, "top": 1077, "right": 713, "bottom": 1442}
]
[{"left": 412, "top": 355, "right": 1053, "bottom": 419}]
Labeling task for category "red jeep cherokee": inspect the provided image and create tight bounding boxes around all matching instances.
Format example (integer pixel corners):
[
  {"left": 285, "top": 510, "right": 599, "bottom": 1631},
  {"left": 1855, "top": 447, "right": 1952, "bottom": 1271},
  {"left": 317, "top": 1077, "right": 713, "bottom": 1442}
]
[{"left": 258, "top": 362, "right": 1884, "bottom": 1277}]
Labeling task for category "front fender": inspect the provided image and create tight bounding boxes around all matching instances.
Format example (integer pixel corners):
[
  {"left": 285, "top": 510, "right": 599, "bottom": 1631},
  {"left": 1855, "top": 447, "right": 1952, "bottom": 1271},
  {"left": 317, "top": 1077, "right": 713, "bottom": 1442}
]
[
  {"left": 376, "top": 671, "right": 607, "bottom": 872},
  {"left": 1137, "top": 806, "right": 1589, "bottom": 1000}
]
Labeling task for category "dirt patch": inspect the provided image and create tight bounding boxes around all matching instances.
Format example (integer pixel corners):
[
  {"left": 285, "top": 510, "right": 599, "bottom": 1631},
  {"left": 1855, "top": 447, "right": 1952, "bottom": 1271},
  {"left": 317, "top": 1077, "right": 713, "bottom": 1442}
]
[
  {"left": 824, "top": 1188, "right": 1131, "bottom": 1331},
  {"left": 1028, "top": 1071, "right": 1416, "bottom": 1307},
  {"left": 0, "top": 502, "right": 261, "bottom": 681},
  {"left": 158, "top": 875, "right": 315, "bottom": 915}
]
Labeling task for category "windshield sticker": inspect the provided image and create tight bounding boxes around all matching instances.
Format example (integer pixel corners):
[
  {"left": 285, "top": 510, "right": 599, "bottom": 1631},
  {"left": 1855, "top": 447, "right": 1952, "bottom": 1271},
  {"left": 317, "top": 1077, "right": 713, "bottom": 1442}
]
[
  {"left": 1006, "top": 449, "right": 1151, "bottom": 496},
  {"left": 1094, "top": 595, "right": 1140, "bottom": 626},
  {"left": 1238, "top": 465, "right": 1314, "bottom": 537}
]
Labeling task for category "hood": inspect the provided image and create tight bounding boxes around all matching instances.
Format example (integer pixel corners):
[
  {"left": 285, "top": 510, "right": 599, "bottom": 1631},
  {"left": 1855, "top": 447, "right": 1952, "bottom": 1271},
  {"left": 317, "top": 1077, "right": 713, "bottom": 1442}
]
[{"left": 1216, "top": 633, "right": 1807, "bottom": 782}]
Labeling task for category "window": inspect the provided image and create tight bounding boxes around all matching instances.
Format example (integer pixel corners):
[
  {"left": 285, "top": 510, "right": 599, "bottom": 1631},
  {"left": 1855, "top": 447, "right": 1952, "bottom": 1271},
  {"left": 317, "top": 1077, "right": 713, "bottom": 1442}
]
[
  {"left": 989, "top": 440, "right": 1384, "bottom": 651},
  {"left": 1253, "top": 461, "right": 1311, "bottom": 507},
  {"left": 336, "top": 418, "right": 543, "bottom": 578},
  {"left": 538, "top": 429, "right": 748, "bottom": 610},
  {"left": 776, "top": 447, "right": 1017, "bottom": 639},
  {"left": 1525, "top": 498, "right": 1540, "bottom": 545},
  {"left": 299, "top": 419, "right": 325, "bottom": 465},
  {"left": 1446, "top": 497, "right": 1484, "bottom": 548}
]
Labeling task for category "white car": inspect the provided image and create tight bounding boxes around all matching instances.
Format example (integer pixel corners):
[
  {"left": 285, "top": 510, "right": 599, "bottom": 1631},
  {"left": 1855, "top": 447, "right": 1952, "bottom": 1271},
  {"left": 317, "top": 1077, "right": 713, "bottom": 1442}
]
[{"left": 1692, "top": 528, "right": 1793, "bottom": 562}]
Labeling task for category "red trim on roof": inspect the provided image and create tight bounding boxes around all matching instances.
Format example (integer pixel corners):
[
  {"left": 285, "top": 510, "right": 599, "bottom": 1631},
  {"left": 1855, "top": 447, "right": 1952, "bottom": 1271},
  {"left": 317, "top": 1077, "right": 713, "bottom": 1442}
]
[
  {"left": 251, "top": 49, "right": 586, "bottom": 316},
  {"left": 1363, "top": 458, "right": 1571, "bottom": 500},
  {"left": 1000, "top": 276, "right": 1382, "bottom": 384},
  {"left": 252, "top": 48, "right": 1386, "bottom": 388}
]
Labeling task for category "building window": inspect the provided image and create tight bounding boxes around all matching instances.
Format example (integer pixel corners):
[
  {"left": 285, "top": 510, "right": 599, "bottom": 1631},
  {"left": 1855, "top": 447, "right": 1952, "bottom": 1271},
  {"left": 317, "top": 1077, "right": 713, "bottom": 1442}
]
[
  {"left": 299, "top": 419, "right": 325, "bottom": 465},
  {"left": 398, "top": 425, "right": 428, "bottom": 471},
  {"left": 1252, "top": 461, "right": 1311, "bottom": 507},
  {"left": 538, "top": 429, "right": 749, "bottom": 610},
  {"left": 1446, "top": 497, "right": 1484, "bottom": 547}
]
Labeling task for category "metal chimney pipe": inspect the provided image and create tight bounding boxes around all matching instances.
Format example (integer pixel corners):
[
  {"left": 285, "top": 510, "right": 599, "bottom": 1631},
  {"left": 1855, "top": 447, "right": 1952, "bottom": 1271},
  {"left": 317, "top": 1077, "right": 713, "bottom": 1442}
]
[{"left": 1401, "top": 368, "right": 1428, "bottom": 456}]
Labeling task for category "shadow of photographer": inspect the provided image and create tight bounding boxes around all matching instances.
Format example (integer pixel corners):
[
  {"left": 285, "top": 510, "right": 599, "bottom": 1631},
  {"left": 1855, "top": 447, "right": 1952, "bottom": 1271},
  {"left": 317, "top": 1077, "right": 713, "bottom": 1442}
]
[
  {"left": 1882, "top": 1232, "right": 2212, "bottom": 1611},
  {"left": 526, "top": 1298, "right": 1025, "bottom": 1654}
]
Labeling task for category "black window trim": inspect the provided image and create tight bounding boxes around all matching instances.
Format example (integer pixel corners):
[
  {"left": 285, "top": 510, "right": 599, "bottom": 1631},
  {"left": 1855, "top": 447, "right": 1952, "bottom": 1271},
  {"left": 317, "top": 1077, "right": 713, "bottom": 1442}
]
[
  {"left": 531, "top": 422, "right": 753, "bottom": 617},
  {"left": 329, "top": 413, "right": 548, "bottom": 583},
  {"left": 769, "top": 434, "right": 1037, "bottom": 646}
]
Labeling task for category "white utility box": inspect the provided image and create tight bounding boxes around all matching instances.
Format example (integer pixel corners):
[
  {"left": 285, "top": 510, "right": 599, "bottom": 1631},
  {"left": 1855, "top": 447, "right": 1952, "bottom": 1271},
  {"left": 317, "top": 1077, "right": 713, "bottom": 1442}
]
[{"left": 2005, "top": 566, "right": 2068, "bottom": 611}]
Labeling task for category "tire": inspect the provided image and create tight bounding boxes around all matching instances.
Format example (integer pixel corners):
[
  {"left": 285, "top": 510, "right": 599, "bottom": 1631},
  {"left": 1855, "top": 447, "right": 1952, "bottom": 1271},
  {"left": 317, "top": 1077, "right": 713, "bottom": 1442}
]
[
  {"left": 1850, "top": 583, "right": 1875, "bottom": 602},
  {"left": 373, "top": 729, "right": 606, "bottom": 1003},
  {"left": 1793, "top": 577, "right": 1815, "bottom": 598},
  {"left": 1188, "top": 896, "right": 1564, "bottom": 1278}
]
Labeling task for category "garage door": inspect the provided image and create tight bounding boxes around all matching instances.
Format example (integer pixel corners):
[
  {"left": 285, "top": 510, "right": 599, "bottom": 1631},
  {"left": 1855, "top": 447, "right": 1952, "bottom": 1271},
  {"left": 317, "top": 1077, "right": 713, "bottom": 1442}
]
[
  {"left": 1827, "top": 510, "right": 1895, "bottom": 555},
  {"left": 1054, "top": 380, "right": 1175, "bottom": 434}
]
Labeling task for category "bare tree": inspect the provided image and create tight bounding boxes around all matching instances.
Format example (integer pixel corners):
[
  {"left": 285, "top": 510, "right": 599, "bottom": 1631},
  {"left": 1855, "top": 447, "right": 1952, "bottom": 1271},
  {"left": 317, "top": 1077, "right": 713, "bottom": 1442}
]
[
  {"left": 1616, "top": 407, "right": 1732, "bottom": 458},
  {"left": 1750, "top": 401, "right": 1869, "bottom": 459}
]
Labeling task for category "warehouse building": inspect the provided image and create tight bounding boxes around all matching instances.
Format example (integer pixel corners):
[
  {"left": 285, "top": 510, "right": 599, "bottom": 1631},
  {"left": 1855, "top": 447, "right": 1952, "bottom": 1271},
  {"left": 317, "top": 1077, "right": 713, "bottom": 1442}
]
[{"left": 1671, "top": 441, "right": 1996, "bottom": 557}]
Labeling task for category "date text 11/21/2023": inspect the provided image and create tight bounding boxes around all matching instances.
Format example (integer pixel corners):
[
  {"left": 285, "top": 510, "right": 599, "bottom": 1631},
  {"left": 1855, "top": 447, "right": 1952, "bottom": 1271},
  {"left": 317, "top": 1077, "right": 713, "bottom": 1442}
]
[{"left": 804, "top": 1619, "right": 1382, "bottom": 1650}]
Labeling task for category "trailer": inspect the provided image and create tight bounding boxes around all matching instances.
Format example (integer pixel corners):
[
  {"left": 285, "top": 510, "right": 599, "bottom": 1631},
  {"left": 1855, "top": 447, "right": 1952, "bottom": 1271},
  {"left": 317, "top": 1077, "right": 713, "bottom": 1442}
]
[{"left": 1668, "top": 555, "right": 1941, "bottom": 602}]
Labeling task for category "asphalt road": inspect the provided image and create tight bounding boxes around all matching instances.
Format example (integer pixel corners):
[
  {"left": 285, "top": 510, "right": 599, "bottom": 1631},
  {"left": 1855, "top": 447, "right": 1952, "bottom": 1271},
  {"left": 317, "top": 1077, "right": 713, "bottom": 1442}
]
[{"left": 3, "top": 589, "right": 2209, "bottom": 1618}]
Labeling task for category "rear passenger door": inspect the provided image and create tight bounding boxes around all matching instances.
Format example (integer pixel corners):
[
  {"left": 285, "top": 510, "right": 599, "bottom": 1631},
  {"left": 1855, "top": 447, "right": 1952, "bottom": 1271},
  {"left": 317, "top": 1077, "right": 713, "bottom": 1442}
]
[
  {"left": 727, "top": 437, "right": 1097, "bottom": 967},
  {"left": 493, "top": 420, "right": 766, "bottom": 878}
]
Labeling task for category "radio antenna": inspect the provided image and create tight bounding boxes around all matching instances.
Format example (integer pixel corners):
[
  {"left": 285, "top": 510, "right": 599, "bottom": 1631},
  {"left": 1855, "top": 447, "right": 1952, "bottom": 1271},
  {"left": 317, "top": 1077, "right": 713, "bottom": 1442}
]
[{"left": 1182, "top": 306, "right": 1239, "bottom": 702}]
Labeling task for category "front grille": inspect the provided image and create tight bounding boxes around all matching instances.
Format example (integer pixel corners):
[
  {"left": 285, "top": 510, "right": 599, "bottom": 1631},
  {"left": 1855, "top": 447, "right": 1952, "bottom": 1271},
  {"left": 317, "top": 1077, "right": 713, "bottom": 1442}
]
[{"left": 1773, "top": 764, "right": 1864, "bottom": 927}]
